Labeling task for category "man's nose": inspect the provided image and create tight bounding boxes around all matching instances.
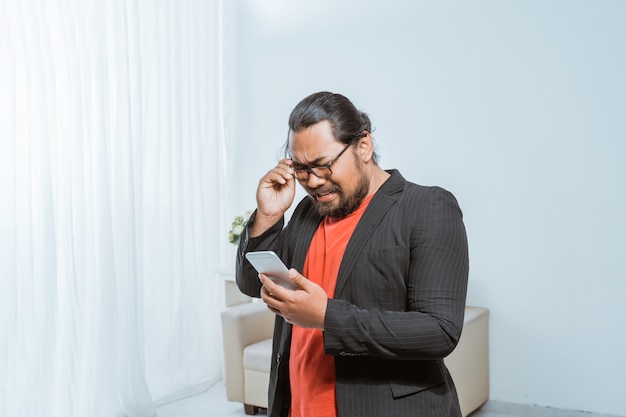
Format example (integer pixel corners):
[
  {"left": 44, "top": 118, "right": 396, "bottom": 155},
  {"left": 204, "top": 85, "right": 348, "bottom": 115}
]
[{"left": 306, "top": 173, "right": 327, "bottom": 188}]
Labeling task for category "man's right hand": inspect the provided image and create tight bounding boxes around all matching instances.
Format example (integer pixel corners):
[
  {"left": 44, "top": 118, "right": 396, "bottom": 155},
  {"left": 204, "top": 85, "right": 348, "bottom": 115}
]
[{"left": 250, "top": 158, "right": 296, "bottom": 237}]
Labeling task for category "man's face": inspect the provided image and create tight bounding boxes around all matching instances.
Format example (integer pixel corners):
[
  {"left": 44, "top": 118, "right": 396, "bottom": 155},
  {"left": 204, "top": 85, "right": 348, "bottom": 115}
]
[{"left": 290, "top": 121, "right": 370, "bottom": 218}]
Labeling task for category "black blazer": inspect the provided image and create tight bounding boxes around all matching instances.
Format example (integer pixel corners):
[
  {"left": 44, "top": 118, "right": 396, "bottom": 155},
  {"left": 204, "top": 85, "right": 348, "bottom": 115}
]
[{"left": 236, "top": 170, "right": 469, "bottom": 417}]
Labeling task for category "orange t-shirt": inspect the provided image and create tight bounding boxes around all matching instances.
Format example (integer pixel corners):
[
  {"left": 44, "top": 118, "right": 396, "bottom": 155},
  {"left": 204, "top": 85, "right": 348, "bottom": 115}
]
[{"left": 289, "top": 194, "right": 374, "bottom": 417}]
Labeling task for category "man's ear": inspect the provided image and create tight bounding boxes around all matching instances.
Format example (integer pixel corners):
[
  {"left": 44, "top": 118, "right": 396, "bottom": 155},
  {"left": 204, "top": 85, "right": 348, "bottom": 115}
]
[{"left": 355, "top": 131, "right": 374, "bottom": 162}]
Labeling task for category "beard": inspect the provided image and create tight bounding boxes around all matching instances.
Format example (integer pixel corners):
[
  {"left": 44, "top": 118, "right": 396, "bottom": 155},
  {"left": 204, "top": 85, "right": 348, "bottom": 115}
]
[{"left": 308, "top": 168, "right": 370, "bottom": 219}]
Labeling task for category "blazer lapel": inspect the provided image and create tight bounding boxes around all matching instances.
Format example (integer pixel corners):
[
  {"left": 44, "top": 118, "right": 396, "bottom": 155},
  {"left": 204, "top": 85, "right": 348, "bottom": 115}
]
[{"left": 333, "top": 170, "right": 405, "bottom": 298}]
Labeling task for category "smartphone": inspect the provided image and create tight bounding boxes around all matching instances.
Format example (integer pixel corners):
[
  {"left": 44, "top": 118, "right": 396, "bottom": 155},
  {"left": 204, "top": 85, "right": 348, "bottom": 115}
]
[
  {"left": 244, "top": 250, "right": 297, "bottom": 290},
  {"left": 246, "top": 250, "right": 297, "bottom": 290}
]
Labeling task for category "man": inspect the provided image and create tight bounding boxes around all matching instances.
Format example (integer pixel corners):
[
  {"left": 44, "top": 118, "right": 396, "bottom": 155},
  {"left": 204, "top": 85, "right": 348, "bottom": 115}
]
[{"left": 236, "top": 91, "right": 469, "bottom": 417}]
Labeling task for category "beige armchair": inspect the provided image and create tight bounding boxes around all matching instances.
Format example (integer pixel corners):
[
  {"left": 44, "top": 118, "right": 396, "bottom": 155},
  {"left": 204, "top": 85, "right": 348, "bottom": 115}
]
[{"left": 221, "top": 302, "right": 489, "bottom": 416}]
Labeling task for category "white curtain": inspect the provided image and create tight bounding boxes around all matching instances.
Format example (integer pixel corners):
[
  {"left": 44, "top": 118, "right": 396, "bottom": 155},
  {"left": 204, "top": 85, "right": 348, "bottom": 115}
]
[{"left": 0, "top": 0, "right": 227, "bottom": 416}]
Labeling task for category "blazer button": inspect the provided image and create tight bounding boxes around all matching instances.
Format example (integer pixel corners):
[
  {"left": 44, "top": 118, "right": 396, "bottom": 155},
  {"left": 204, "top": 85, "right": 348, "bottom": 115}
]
[{"left": 276, "top": 353, "right": 281, "bottom": 363}]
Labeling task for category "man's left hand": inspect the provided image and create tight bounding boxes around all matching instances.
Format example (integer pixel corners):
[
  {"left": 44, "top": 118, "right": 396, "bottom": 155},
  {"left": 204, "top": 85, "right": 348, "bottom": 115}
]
[{"left": 260, "top": 268, "right": 327, "bottom": 330}]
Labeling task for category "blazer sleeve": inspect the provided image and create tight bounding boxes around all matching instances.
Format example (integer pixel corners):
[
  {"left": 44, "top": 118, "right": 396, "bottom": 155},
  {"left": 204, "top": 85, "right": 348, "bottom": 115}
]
[
  {"left": 323, "top": 187, "right": 469, "bottom": 360},
  {"left": 235, "top": 210, "right": 285, "bottom": 298}
]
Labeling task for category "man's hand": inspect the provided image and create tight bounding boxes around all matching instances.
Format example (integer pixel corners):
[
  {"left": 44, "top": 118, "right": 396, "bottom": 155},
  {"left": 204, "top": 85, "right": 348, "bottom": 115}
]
[
  {"left": 251, "top": 158, "right": 296, "bottom": 237},
  {"left": 260, "top": 268, "right": 328, "bottom": 330}
]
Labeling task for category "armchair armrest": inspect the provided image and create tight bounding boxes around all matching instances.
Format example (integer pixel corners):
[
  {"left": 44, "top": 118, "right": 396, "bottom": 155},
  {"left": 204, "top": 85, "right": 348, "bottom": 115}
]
[
  {"left": 445, "top": 306, "right": 490, "bottom": 416},
  {"left": 221, "top": 301, "right": 275, "bottom": 402}
]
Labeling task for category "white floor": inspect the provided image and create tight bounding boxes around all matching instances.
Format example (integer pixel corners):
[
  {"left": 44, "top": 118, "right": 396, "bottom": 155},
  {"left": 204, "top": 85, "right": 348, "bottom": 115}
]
[
  {"left": 157, "top": 381, "right": 245, "bottom": 417},
  {"left": 156, "top": 380, "right": 623, "bottom": 417}
]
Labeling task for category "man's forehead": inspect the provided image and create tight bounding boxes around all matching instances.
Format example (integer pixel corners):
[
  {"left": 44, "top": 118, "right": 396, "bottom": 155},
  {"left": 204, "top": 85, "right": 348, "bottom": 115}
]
[{"left": 290, "top": 138, "right": 344, "bottom": 166}]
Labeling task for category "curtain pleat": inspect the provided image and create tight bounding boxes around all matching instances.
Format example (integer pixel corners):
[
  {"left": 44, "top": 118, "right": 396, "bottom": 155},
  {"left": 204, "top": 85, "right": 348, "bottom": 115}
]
[{"left": 0, "top": 0, "right": 226, "bottom": 416}]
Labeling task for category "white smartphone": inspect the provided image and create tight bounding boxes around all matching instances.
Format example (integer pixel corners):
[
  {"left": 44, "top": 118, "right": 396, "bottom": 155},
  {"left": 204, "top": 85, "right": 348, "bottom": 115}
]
[{"left": 244, "top": 250, "right": 297, "bottom": 290}]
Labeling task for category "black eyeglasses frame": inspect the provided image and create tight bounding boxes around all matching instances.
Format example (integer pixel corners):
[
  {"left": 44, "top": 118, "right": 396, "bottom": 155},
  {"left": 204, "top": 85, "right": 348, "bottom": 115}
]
[{"left": 292, "top": 140, "right": 355, "bottom": 181}]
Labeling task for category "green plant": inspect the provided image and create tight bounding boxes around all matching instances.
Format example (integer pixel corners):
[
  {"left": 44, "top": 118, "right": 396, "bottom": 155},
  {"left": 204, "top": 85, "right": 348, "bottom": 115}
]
[{"left": 228, "top": 211, "right": 251, "bottom": 245}]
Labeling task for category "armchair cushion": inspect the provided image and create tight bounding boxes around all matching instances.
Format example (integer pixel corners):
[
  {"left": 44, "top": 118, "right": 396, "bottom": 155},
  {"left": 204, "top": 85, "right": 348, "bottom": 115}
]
[{"left": 244, "top": 339, "right": 272, "bottom": 373}]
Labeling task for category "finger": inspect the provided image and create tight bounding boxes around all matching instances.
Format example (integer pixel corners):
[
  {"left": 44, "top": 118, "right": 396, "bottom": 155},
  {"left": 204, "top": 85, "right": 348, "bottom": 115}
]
[
  {"left": 259, "top": 274, "right": 288, "bottom": 300},
  {"left": 267, "top": 162, "right": 295, "bottom": 183},
  {"left": 260, "top": 279, "right": 285, "bottom": 315},
  {"left": 260, "top": 291, "right": 280, "bottom": 313},
  {"left": 288, "top": 268, "right": 308, "bottom": 290},
  {"left": 261, "top": 287, "right": 281, "bottom": 314},
  {"left": 278, "top": 158, "right": 293, "bottom": 166},
  {"left": 260, "top": 171, "right": 292, "bottom": 188},
  {"left": 260, "top": 281, "right": 272, "bottom": 298},
  {"left": 259, "top": 273, "right": 276, "bottom": 292},
  {"left": 260, "top": 274, "right": 293, "bottom": 301},
  {"left": 267, "top": 305, "right": 281, "bottom": 315}
]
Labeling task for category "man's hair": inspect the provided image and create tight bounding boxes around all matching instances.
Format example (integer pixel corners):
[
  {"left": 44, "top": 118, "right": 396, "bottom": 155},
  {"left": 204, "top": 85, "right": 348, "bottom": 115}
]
[{"left": 285, "top": 91, "right": 379, "bottom": 163}]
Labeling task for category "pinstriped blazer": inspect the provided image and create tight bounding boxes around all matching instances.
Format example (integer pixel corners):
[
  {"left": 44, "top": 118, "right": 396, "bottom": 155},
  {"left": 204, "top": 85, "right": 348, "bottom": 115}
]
[{"left": 236, "top": 170, "right": 469, "bottom": 417}]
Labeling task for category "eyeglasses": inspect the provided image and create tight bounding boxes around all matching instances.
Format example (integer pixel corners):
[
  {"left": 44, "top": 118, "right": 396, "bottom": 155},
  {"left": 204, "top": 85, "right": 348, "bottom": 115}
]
[{"left": 292, "top": 142, "right": 353, "bottom": 181}]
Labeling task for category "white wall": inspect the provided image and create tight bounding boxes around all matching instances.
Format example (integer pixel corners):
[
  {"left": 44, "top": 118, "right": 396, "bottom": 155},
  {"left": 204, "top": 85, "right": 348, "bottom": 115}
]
[{"left": 224, "top": 1, "right": 626, "bottom": 415}]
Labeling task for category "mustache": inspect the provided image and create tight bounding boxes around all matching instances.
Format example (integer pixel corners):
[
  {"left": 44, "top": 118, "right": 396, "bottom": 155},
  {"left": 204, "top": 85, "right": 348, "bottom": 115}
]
[{"left": 309, "top": 184, "right": 341, "bottom": 198}]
